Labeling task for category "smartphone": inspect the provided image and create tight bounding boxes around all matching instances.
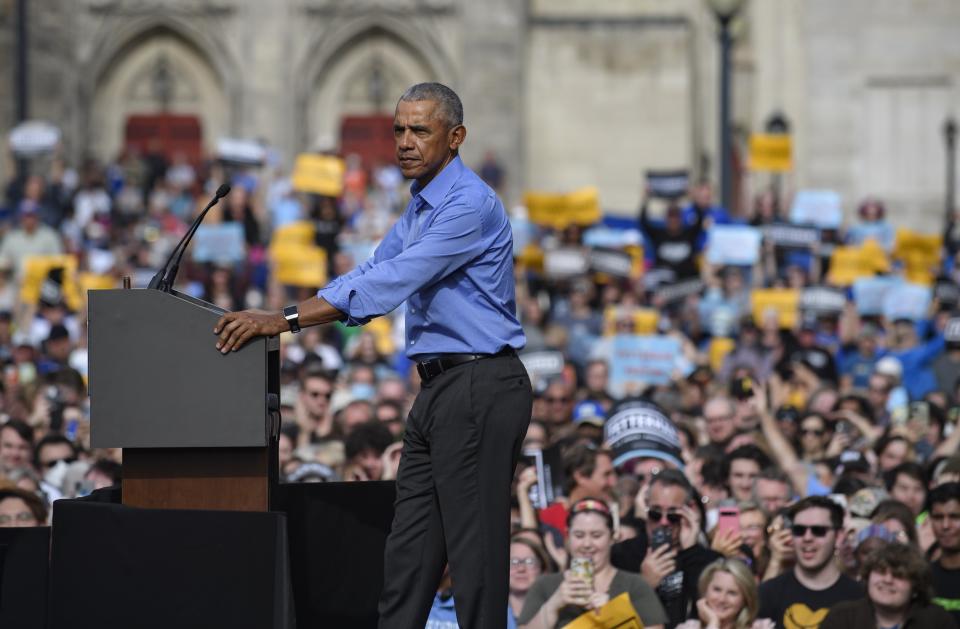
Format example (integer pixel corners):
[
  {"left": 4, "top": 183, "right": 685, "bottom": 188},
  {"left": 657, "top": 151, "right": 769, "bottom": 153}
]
[
  {"left": 716, "top": 506, "right": 741, "bottom": 539},
  {"left": 650, "top": 526, "right": 673, "bottom": 550},
  {"left": 909, "top": 401, "right": 930, "bottom": 433}
]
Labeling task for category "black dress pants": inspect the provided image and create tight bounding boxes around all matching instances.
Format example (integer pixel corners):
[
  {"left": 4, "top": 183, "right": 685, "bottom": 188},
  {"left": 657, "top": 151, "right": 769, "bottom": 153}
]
[{"left": 377, "top": 352, "right": 532, "bottom": 629}]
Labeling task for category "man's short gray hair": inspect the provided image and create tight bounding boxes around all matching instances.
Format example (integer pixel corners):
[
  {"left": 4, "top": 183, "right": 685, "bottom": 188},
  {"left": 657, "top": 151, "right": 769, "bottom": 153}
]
[{"left": 398, "top": 82, "right": 464, "bottom": 128}]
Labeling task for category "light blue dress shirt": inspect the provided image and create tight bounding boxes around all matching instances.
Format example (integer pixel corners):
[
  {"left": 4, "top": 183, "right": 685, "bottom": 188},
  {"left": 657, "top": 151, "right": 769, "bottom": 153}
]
[{"left": 318, "top": 155, "right": 525, "bottom": 359}]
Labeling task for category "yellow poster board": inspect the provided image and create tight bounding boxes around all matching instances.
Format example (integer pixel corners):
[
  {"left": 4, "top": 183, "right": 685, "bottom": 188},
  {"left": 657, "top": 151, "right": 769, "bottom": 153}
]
[
  {"left": 826, "top": 240, "right": 890, "bottom": 286},
  {"left": 269, "top": 221, "right": 328, "bottom": 287},
  {"left": 893, "top": 229, "right": 942, "bottom": 286},
  {"left": 603, "top": 307, "right": 659, "bottom": 336},
  {"left": 20, "top": 255, "right": 82, "bottom": 311},
  {"left": 751, "top": 288, "right": 800, "bottom": 329},
  {"left": 748, "top": 133, "right": 793, "bottom": 172},
  {"left": 291, "top": 154, "right": 346, "bottom": 197},
  {"left": 524, "top": 187, "right": 601, "bottom": 229},
  {"left": 562, "top": 592, "right": 643, "bottom": 629}
]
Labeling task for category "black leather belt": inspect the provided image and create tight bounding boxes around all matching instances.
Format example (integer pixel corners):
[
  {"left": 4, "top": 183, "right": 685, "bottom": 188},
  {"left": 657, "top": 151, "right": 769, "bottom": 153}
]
[{"left": 416, "top": 347, "right": 515, "bottom": 383}]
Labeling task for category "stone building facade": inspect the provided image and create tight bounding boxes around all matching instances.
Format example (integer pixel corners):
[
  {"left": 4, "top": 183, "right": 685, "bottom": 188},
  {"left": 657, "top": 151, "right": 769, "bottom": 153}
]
[{"left": 0, "top": 0, "right": 957, "bottom": 229}]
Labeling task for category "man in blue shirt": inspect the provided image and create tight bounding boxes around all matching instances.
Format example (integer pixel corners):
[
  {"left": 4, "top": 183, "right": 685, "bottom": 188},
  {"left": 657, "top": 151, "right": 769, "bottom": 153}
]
[{"left": 213, "top": 83, "right": 533, "bottom": 629}]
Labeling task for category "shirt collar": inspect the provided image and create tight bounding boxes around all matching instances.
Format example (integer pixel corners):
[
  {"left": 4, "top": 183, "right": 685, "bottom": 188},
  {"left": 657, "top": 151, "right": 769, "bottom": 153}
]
[{"left": 410, "top": 155, "right": 464, "bottom": 212}]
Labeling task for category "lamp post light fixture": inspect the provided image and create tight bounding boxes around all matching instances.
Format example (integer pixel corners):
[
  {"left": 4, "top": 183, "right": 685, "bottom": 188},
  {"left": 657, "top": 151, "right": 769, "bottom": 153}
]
[
  {"left": 946, "top": 117, "right": 957, "bottom": 226},
  {"left": 706, "top": 0, "right": 746, "bottom": 214}
]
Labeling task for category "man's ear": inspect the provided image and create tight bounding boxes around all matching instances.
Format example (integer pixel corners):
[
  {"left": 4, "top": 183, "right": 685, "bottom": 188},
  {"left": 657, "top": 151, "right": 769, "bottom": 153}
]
[{"left": 449, "top": 124, "right": 466, "bottom": 151}]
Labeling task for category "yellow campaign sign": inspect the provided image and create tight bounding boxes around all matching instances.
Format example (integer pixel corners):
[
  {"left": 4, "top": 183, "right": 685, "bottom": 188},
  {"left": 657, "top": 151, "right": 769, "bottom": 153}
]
[
  {"left": 291, "top": 154, "right": 345, "bottom": 197},
  {"left": 749, "top": 133, "right": 792, "bottom": 172},
  {"left": 271, "top": 245, "right": 327, "bottom": 288},
  {"left": 751, "top": 288, "right": 800, "bottom": 329},
  {"left": 269, "top": 221, "right": 328, "bottom": 287},
  {"left": 269, "top": 221, "right": 316, "bottom": 252},
  {"left": 20, "top": 255, "right": 82, "bottom": 311},
  {"left": 524, "top": 186, "right": 601, "bottom": 229},
  {"left": 562, "top": 592, "right": 643, "bottom": 629},
  {"left": 603, "top": 307, "right": 659, "bottom": 336},
  {"left": 894, "top": 229, "right": 942, "bottom": 286},
  {"left": 827, "top": 240, "right": 890, "bottom": 286}
]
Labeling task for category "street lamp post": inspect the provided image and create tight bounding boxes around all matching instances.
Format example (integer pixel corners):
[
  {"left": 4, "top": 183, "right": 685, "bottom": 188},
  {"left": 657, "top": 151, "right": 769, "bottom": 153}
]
[
  {"left": 706, "top": 0, "right": 746, "bottom": 214},
  {"left": 946, "top": 117, "right": 957, "bottom": 226}
]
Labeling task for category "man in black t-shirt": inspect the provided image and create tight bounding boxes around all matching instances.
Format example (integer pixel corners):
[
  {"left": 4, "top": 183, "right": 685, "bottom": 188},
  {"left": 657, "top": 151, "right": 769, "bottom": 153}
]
[
  {"left": 758, "top": 496, "right": 863, "bottom": 629},
  {"left": 930, "top": 482, "right": 960, "bottom": 625}
]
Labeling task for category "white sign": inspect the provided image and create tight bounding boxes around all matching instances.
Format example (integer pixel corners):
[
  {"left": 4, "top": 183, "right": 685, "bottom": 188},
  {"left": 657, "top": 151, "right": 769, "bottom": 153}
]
[
  {"left": 9, "top": 121, "right": 60, "bottom": 156},
  {"left": 706, "top": 225, "right": 762, "bottom": 266},
  {"left": 217, "top": 138, "right": 266, "bottom": 165},
  {"left": 790, "top": 190, "right": 843, "bottom": 229},
  {"left": 543, "top": 248, "right": 589, "bottom": 278}
]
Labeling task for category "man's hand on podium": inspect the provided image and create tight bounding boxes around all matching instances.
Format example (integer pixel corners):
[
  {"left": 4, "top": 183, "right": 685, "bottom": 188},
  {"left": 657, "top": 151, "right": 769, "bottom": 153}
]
[{"left": 214, "top": 309, "right": 287, "bottom": 354}]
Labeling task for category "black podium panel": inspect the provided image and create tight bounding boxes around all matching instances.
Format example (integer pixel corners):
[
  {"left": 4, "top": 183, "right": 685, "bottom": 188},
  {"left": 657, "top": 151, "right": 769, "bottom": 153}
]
[
  {"left": 49, "top": 500, "right": 294, "bottom": 629},
  {"left": 275, "top": 480, "right": 396, "bottom": 628},
  {"left": 0, "top": 526, "right": 49, "bottom": 629}
]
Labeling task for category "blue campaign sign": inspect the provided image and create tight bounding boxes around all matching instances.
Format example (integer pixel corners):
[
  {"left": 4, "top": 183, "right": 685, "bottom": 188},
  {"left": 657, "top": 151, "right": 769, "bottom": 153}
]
[
  {"left": 882, "top": 283, "right": 931, "bottom": 322},
  {"left": 853, "top": 276, "right": 901, "bottom": 316},
  {"left": 706, "top": 225, "right": 762, "bottom": 266},
  {"left": 609, "top": 335, "right": 682, "bottom": 391},
  {"left": 192, "top": 223, "right": 246, "bottom": 264},
  {"left": 790, "top": 190, "right": 843, "bottom": 229}
]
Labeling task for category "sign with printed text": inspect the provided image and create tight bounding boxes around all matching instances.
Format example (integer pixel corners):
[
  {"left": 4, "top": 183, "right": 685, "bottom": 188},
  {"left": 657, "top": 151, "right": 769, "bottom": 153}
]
[
  {"left": 645, "top": 169, "right": 689, "bottom": 199},
  {"left": 269, "top": 221, "right": 327, "bottom": 287},
  {"left": 751, "top": 289, "right": 800, "bottom": 328},
  {"left": 589, "top": 247, "right": 634, "bottom": 278},
  {"left": 563, "top": 592, "right": 643, "bottom": 628},
  {"left": 518, "top": 351, "right": 565, "bottom": 390},
  {"left": 894, "top": 229, "right": 942, "bottom": 286},
  {"left": 763, "top": 223, "right": 820, "bottom": 249},
  {"left": 800, "top": 287, "right": 847, "bottom": 315},
  {"left": 524, "top": 187, "right": 601, "bottom": 229},
  {"left": 748, "top": 133, "right": 793, "bottom": 172},
  {"left": 292, "top": 154, "right": 346, "bottom": 197},
  {"left": 543, "top": 248, "right": 589, "bottom": 278},
  {"left": 853, "top": 276, "right": 901, "bottom": 316},
  {"left": 609, "top": 335, "right": 682, "bottom": 391},
  {"left": 826, "top": 240, "right": 890, "bottom": 286},
  {"left": 9, "top": 121, "right": 60, "bottom": 156},
  {"left": 883, "top": 283, "right": 931, "bottom": 322},
  {"left": 706, "top": 224, "right": 762, "bottom": 266},
  {"left": 790, "top": 190, "right": 843, "bottom": 229},
  {"left": 20, "top": 255, "right": 82, "bottom": 311},
  {"left": 192, "top": 223, "right": 246, "bottom": 264}
]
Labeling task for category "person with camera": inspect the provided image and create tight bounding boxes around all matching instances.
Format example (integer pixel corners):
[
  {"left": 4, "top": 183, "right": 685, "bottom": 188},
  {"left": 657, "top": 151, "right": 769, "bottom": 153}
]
[
  {"left": 757, "top": 496, "right": 863, "bottom": 629},
  {"left": 517, "top": 499, "right": 666, "bottom": 629},
  {"left": 611, "top": 469, "right": 723, "bottom": 626}
]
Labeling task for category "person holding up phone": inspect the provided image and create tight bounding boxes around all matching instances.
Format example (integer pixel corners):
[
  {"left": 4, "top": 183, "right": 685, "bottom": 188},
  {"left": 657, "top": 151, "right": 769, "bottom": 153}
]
[{"left": 518, "top": 499, "right": 667, "bottom": 629}]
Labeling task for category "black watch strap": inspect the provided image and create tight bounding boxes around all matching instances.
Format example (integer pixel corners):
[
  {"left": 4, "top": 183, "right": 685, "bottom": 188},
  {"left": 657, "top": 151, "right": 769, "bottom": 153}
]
[{"left": 283, "top": 305, "right": 301, "bottom": 333}]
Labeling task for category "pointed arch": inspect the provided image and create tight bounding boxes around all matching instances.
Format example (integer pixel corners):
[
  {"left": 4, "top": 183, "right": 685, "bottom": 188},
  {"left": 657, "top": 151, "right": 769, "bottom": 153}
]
[
  {"left": 76, "top": 17, "right": 241, "bottom": 162},
  {"left": 295, "top": 18, "right": 456, "bottom": 152}
]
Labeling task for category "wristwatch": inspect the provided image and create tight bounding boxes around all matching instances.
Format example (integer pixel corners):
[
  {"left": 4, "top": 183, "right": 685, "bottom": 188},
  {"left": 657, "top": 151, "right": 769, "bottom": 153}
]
[{"left": 283, "top": 305, "right": 301, "bottom": 333}]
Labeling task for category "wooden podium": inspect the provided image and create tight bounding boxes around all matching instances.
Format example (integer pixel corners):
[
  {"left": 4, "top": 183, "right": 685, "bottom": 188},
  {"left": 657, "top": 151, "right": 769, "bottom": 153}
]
[{"left": 88, "top": 288, "right": 280, "bottom": 511}]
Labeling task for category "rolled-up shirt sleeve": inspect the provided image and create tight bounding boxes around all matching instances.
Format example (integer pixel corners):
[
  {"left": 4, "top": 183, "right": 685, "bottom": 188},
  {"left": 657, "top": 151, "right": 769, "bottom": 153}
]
[{"left": 319, "top": 201, "right": 484, "bottom": 326}]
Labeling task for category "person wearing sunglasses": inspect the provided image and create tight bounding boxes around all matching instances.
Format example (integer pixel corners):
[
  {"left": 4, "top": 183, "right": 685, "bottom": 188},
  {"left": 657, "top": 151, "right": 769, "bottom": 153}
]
[
  {"left": 758, "top": 496, "right": 863, "bottom": 629},
  {"left": 611, "top": 469, "right": 722, "bottom": 627},
  {"left": 517, "top": 499, "right": 666, "bottom": 629}
]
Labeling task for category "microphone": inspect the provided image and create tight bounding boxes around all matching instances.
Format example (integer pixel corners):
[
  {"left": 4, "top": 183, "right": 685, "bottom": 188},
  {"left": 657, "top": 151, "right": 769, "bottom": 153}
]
[{"left": 148, "top": 184, "right": 231, "bottom": 291}]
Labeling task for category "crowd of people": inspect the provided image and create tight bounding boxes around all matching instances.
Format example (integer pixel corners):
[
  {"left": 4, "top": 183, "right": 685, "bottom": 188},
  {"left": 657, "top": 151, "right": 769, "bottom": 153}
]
[{"left": 1, "top": 139, "right": 960, "bottom": 628}]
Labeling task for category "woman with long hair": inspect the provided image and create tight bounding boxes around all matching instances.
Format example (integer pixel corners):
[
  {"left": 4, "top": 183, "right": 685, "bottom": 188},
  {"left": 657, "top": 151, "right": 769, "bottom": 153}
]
[
  {"left": 518, "top": 499, "right": 666, "bottom": 629},
  {"left": 677, "top": 558, "right": 774, "bottom": 629}
]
